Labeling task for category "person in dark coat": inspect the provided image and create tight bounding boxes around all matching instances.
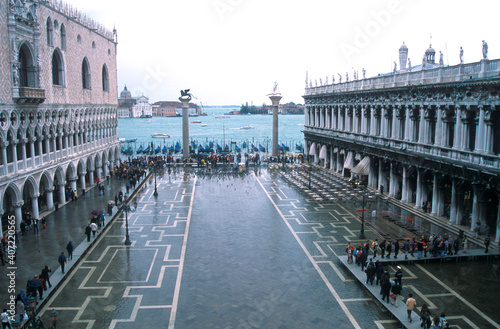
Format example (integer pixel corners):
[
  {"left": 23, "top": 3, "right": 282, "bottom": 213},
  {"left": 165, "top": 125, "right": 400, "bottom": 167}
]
[
  {"left": 66, "top": 241, "right": 74, "bottom": 260},
  {"left": 85, "top": 225, "right": 91, "bottom": 242},
  {"left": 381, "top": 277, "right": 392, "bottom": 303},
  {"left": 26, "top": 275, "right": 43, "bottom": 299},
  {"left": 40, "top": 265, "right": 52, "bottom": 289},
  {"left": 58, "top": 252, "right": 67, "bottom": 274},
  {"left": 393, "top": 240, "right": 400, "bottom": 258}
]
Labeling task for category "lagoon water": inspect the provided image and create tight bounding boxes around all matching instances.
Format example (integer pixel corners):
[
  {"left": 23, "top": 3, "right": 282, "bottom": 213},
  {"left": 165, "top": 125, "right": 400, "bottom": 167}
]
[{"left": 118, "top": 106, "right": 305, "bottom": 153}]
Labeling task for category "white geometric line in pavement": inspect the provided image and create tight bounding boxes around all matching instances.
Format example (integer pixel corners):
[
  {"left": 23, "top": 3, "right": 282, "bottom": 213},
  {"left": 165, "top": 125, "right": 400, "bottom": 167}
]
[
  {"left": 317, "top": 260, "right": 353, "bottom": 282},
  {"left": 416, "top": 263, "right": 500, "bottom": 328},
  {"left": 374, "top": 319, "right": 399, "bottom": 329}
]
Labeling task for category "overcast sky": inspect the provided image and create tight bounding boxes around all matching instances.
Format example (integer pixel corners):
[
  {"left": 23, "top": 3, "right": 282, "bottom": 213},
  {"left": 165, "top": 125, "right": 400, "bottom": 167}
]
[{"left": 66, "top": 0, "right": 499, "bottom": 106}]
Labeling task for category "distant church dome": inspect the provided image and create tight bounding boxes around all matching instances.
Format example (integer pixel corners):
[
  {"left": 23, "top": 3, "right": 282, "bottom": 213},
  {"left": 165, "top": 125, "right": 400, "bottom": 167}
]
[{"left": 120, "top": 85, "right": 132, "bottom": 99}]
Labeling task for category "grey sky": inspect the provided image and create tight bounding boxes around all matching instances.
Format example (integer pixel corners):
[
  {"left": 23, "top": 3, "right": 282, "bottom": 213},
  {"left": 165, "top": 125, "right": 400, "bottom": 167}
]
[{"left": 66, "top": 0, "right": 499, "bottom": 106}]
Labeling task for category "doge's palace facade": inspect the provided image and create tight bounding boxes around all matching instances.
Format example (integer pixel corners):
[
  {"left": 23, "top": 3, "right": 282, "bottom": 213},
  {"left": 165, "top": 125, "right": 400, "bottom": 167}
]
[
  {"left": 304, "top": 43, "right": 500, "bottom": 243},
  {"left": 0, "top": 0, "right": 120, "bottom": 233}
]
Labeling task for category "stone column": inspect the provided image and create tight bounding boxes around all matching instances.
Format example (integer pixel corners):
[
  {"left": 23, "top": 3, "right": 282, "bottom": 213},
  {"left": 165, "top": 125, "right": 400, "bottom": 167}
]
[
  {"left": 68, "top": 177, "right": 77, "bottom": 192},
  {"left": 415, "top": 169, "right": 422, "bottom": 209},
  {"left": 269, "top": 93, "right": 282, "bottom": 157},
  {"left": 449, "top": 179, "right": 457, "bottom": 223},
  {"left": 96, "top": 167, "right": 103, "bottom": 182},
  {"left": 431, "top": 173, "right": 439, "bottom": 216},
  {"left": 435, "top": 106, "right": 444, "bottom": 148},
  {"left": 484, "top": 108, "right": 493, "bottom": 153},
  {"left": 88, "top": 170, "right": 95, "bottom": 187},
  {"left": 475, "top": 105, "right": 485, "bottom": 153},
  {"left": 13, "top": 201, "right": 24, "bottom": 231},
  {"left": 305, "top": 107, "right": 309, "bottom": 126},
  {"left": 45, "top": 187, "right": 54, "bottom": 211},
  {"left": 179, "top": 93, "right": 192, "bottom": 159},
  {"left": 495, "top": 194, "right": 500, "bottom": 243},
  {"left": 30, "top": 137, "right": 36, "bottom": 168},
  {"left": 79, "top": 172, "right": 86, "bottom": 192},
  {"left": 470, "top": 184, "right": 480, "bottom": 231},
  {"left": 453, "top": 107, "right": 463, "bottom": 150},
  {"left": 58, "top": 182, "right": 66, "bottom": 205},
  {"left": 378, "top": 159, "right": 383, "bottom": 193},
  {"left": 31, "top": 194, "right": 40, "bottom": 220},
  {"left": 401, "top": 166, "right": 408, "bottom": 202},
  {"left": 389, "top": 163, "right": 395, "bottom": 197},
  {"left": 419, "top": 106, "right": 426, "bottom": 143},
  {"left": 404, "top": 106, "right": 411, "bottom": 141},
  {"left": 20, "top": 138, "right": 27, "bottom": 170},
  {"left": 1, "top": 142, "right": 8, "bottom": 171},
  {"left": 368, "top": 156, "right": 376, "bottom": 188},
  {"left": 11, "top": 139, "right": 18, "bottom": 173}
]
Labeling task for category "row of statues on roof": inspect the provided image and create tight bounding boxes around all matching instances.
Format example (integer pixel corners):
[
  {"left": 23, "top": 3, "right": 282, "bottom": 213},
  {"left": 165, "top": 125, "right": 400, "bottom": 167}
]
[{"left": 309, "top": 68, "right": 367, "bottom": 88}]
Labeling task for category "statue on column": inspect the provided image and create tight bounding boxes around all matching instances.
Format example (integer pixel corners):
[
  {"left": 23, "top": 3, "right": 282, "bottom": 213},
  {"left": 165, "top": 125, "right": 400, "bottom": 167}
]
[
  {"left": 482, "top": 40, "right": 488, "bottom": 59},
  {"left": 459, "top": 46, "right": 464, "bottom": 64}
]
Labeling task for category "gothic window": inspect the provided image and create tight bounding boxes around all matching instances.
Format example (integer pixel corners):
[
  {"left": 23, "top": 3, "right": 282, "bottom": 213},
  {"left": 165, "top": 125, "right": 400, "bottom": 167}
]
[
  {"left": 46, "top": 17, "right": 53, "bottom": 46},
  {"left": 77, "top": 34, "right": 81, "bottom": 45},
  {"left": 102, "top": 64, "right": 109, "bottom": 91},
  {"left": 52, "top": 49, "right": 64, "bottom": 86},
  {"left": 60, "top": 24, "right": 66, "bottom": 51},
  {"left": 82, "top": 57, "right": 91, "bottom": 89},
  {"left": 92, "top": 41, "right": 96, "bottom": 49},
  {"left": 18, "top": 44, "right": 35, "bottom": 88}
]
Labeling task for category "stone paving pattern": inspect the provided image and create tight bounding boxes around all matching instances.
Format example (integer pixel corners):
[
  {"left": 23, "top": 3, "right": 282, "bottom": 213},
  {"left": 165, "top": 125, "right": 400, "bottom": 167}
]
[{"left": 5, "top": 166, "right": 499, "bottom": 328}]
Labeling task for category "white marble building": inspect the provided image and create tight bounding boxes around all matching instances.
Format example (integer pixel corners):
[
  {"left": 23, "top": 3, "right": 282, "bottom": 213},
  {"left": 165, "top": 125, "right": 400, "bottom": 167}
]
[
  {"left": 304, "top": 42, "right": 500, "bottom": 243},
  {"left": 0, "top": 0, "right": 120, "bottom": 233}
]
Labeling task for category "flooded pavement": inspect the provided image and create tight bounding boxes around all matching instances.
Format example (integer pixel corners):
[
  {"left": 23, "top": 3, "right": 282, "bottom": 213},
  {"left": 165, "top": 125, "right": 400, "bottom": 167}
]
[{"left": 33, "top": 166, "right": 499, "bottom": 328}]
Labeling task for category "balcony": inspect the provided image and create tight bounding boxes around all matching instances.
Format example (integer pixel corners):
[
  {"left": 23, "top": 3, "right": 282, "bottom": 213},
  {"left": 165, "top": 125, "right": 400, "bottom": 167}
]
[{"left": 16, "top": 87, "right": 45, "bottom": 104}]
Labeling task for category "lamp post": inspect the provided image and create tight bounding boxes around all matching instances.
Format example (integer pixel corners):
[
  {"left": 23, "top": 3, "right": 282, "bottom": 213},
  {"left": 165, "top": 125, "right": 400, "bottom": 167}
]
[
  {"left": 153, "top": 165, "right": 158, "bottom": 197},
  {"left": 358, "top": 185, "right": 366, "bottom": 239},
  {"left": 123, "top": 194, "right": 131, "bottom": 246}
]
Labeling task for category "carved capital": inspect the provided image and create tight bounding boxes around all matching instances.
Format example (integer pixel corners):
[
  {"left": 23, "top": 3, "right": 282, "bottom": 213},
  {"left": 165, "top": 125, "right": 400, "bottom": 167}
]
[
  {"left": 12, "top": 201, "right": 24, "bottom": 208},
  {"left": 44, "top": 187, "right": 55, "bottom": 193},
  {"left": 31, "top": 193, "right": 40, "bottom": 199},
  {"left": 2, "top": 141, "right": 9, "bottom": 148}
]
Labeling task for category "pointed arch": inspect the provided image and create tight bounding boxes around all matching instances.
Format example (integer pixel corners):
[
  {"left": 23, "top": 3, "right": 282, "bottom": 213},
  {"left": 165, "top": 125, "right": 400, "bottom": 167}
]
[
  {"left": 52, "top": 48, "right": 64, "bottom": 86},
  {"left": 60, "top": 23, "right": 66, "bottom": 50},
  {"left": 102, "top": 64, "right": 109, "bottom": 92},
  {"left": 19, "top": 43, "right": 35, "bottom": 87},
  {"left": 82, "top": 57, "right": 91, "bottom": 89},
  {"left": 46, "top": 17, "right": 53, "bottom": 46}
]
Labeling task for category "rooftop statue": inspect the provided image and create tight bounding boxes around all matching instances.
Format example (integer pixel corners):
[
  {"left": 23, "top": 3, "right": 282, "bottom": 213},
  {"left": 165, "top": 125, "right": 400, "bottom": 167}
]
[
  {"left": 482, "top": 40, "right": 488, "bottom": 59},
  {"left": 325, "top": 76, "right": 328, "bottom": 85},
  {"left": 332, "top": 75, "right": 335, "bottom": 84},
  {"left": 338, "top": 73, "right": 342, "bottom": 83},
  {"left": 362, "top": 68, "right": 366, "bottom": 79},
  {"left": 460, "top": 46, "right": 464, "bottom": 64},
  {"left": 439, "top": 51, "right": 444, "bottom": 66},
  {"left": 408, "top": 58, "right": 412, "bottom": 72},
  {"left": 345, "top": 72, "right": 349, "bottom": 82}
]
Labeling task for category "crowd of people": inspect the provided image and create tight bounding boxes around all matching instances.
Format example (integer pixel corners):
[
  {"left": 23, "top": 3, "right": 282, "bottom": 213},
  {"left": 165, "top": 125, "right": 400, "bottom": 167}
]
[{"left": 346, "top": 235, "right": 469, "bottom": 328}]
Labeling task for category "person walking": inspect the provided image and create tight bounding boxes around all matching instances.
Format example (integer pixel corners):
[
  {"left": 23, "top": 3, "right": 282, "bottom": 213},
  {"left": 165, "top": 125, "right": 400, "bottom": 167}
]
[
  {"left": 386, "top": 241, "right": 392, "bottom": 258},
  {"left": 66, "top": 241, "right": 74, "bottom": 260},
  {"left": 26, "top": 275, "right": 43, "bottom": 299},
  {"left": 390, "top": 279, "right": 402, "bottom": 307},
  {"left": 379, "top": 239, "right": 386, "bottom": 258},
  {"left": 395, "top": 265, "right": 403, "bottom": 286},
  {"left": 394, "top": 240, "right": 400, "bottom": 259},
  {"left": 32, "top": 218, "right": 39, "bottom": 234},
  {"left": 403, "top": 239, "right": 410, "bottom": 259},
  {"left": 420, "top": 304, "right": 432, "bottom": 329},
  {"left": 439, "top": 313, "right": 450, "bottom": 328},
  {"left": 40, "top": 265, "right": 52, "bottom": 289},
  {"left": 485, "top": 236, "right": 491, "bottom": 253},
  {"left": 406, "top": 293, "right": 417, "bottom": 323},
  {"left": 462, "top": 236, "right": 468, "bottom": 253},
  {"left": 85, "top": 225, "right": 92, "bottom": 242},
  {"left": 90, "top": 222, "right": 98, "bottom": 237},
  {"left": 58, "top": 252, "right": 67, "bottom": 274},
  {"left": 381, "top": 275, "right": 392, "bottom": 304},
  {"left": 1, "top": 309, "right": 12, "bottom": 329}
]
